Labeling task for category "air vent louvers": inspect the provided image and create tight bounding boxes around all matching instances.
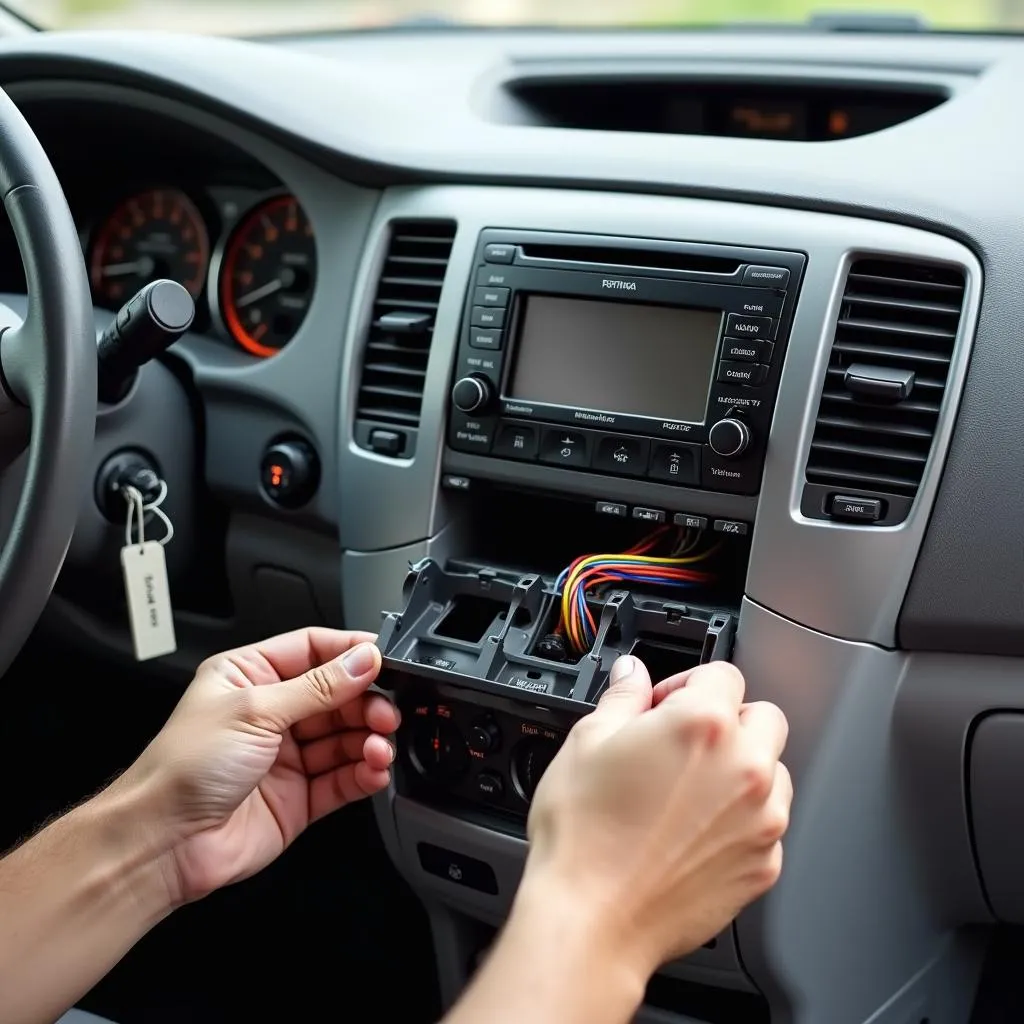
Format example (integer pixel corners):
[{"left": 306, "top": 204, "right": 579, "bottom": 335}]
[
  {"left": 804, "top": 258, "right": 965, "bottom": 522},
  {"left": 355, "top": 219, "right": 456, "bottom": 455}
]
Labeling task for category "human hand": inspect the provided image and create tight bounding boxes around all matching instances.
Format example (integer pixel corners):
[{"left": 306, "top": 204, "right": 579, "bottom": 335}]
[
  {"left": 119, "top": 628, "right": 397, "bottom": 904},
  {"left": 519, "top": 657, "right": 791, "bottom": 983}
]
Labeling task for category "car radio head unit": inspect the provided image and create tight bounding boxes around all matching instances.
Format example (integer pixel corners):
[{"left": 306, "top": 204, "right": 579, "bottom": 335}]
[{"left": 447, "top": 230, "right": 805, "bottom": 496}]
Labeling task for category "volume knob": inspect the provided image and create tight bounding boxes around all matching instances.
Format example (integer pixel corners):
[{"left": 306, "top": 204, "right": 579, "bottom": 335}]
[
  {"left": 708, "top": 418, "right": 751, "bottom": 458},
  {"left": 451, "top": 375, "right": 492, "bottom": 414}
]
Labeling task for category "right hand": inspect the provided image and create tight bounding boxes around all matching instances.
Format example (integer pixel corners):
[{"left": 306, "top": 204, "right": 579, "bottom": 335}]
[{"left": 522, "top": 657, "right": 791, "bottom": 980}]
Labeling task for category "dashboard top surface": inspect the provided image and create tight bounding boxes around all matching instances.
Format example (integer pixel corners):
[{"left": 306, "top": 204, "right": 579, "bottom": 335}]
[{"left": 0, "top": 26, "right": 1013, "bottom": 244}]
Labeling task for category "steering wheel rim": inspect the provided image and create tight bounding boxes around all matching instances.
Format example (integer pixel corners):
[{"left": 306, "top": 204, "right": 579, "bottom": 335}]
[{"left": 0, "top": 87, "right": 97, "bottom": 677}]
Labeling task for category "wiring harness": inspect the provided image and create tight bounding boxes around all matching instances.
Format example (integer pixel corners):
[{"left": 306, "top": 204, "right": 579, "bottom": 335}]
[{"left": 554, "top": 525, "right": 719, "bottom": 656}]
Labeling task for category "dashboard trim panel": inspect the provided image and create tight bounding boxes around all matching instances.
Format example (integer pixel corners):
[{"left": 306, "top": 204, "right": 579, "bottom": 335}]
[{"left": 339, "top": 185, "right": 980, "bottom": 649}]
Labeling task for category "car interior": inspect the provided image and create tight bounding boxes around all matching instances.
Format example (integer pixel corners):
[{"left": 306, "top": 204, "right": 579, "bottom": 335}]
[{"left": 0, "top": 4, "right": 1023, "bottom": 1023}]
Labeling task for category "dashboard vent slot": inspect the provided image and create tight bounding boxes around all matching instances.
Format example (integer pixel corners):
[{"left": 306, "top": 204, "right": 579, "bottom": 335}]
[
  {"left": 354, "top": 219, "right": 456, "bottom": 457},
  {"left": 803, "top": 257, "right": 966, "bottom": 523}
]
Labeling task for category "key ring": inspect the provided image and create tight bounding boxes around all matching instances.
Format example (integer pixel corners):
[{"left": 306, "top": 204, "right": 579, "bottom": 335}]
[{"left": 123, "top": 483, "right": 174, "bottom": 547}]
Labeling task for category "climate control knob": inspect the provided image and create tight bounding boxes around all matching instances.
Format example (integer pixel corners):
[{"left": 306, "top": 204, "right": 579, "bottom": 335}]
[
  {"left": 708, "top": 418, "right": 751, "bottom": 459},
  {"left": 451, "top": 375, "right": 493, "bottom": 414}
]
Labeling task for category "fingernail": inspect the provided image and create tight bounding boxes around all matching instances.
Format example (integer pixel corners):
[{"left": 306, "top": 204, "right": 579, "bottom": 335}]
[
  {"left": 387, "top": 741, "right": 396, "bottom": 764},
  {"left": 341, "top": 642, "right": 376, "bottom": 677},
  {"left": 610, "top": 655, "right": 635, "bottom": 685}
]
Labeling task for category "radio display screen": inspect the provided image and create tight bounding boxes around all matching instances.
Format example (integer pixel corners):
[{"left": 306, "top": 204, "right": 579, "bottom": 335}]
[{"left": 508, "top": 295, "right": 723, "bottom": 423}]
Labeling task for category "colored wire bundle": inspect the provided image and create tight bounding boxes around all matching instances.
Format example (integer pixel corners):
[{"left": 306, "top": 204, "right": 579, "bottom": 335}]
[{"left": 555, "top": 526, "right": 718, "bottom": 655}]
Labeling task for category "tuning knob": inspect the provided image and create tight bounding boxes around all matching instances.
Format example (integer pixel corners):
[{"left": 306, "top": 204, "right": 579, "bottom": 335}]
[
  {"left": 708, "top": 418, "right": 751, "bottom": 458},
  {"left": 451, "top": 375, "right": 493, "bottom": 414}
]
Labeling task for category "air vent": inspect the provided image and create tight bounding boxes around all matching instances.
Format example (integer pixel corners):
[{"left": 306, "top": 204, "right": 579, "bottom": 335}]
[
  {"left": 802, "top": 257, "right": 966, "bottom": 525},
  {"left": 354, "top": 219, "right": 456, "bottom": 458}
]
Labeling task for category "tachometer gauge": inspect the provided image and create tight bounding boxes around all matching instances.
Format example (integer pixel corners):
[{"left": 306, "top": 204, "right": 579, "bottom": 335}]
[
  {"left": 217, "top": 195, "right": 316, "bottom": 357},
  {"left": 88, "top": 188, "right": 209, "bottom": 309}
]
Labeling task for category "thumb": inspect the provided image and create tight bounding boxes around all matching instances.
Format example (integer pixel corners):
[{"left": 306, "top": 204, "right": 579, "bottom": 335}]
[
  {"left": 586, "top": 655, "right": 653, "bottom": 741},
  {"left": 252, "top": 641, "right": 382, "bottom": 731}
]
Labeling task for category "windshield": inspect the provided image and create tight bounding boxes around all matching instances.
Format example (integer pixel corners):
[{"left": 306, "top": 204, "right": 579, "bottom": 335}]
[{"left": 5, "top": 0, "right": 1016, "bottom": 35}]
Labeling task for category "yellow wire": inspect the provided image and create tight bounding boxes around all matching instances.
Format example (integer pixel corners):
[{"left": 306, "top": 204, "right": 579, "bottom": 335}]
[{"left": 560, "top": 545, "right": 720, "bottom": 650}]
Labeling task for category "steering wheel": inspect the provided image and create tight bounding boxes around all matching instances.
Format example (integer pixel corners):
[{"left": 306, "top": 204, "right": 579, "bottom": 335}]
[{"left": 0, "top": 89, "right": 97, "bottom": 677}]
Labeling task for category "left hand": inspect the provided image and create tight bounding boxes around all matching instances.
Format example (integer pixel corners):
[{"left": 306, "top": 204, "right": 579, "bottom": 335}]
[{"left": 120, "top": 628, "right": 398, "bottom": 904}]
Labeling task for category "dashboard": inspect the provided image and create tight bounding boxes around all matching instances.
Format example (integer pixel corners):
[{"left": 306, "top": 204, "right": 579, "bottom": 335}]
[
  {"left": 0, "top": 99, "right": 316, "bottom": 356},
  {"left": 0, "top": 22, "right": 1023, "bottom": 1024}
]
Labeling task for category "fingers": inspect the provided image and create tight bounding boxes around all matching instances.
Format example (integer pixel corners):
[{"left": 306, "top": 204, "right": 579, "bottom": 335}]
[
  {"left": 651, "top": 667, "right": 698, "bottom": 706},
  {"left": 209, "top": 628, "right": 379, "bottom": 687},
  {"left": 582, "top": 656, "right": 653, "bottom": 742},
  {"left": 300, "top": 729, "right": 396, "bottom": 776},
  {"left": 676, "top": 661, "right": 746, "bottom": 706},
  {"left": 308, "top": 760, "right": 391, "bottom": 822},
  {"left": 739, "top": 701, "right": 789, "bottom": 763},
  {"left": 250, "top": 641, "right": 382, "bottom": 731},
  {"left": 292, "top": 691, "right": 400, "bottom": 742},
  {"left": 656, "top": 661, "right": 745, "bottom": 721}
]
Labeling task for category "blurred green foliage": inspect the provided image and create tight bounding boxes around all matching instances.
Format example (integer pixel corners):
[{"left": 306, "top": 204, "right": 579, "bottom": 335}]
[{"left": 42, "top": 0, "right": 1024, "bottom": 31}]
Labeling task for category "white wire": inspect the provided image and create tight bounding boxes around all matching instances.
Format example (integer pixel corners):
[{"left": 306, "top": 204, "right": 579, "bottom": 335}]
[
  {"left": 123, "top": 485, "right": 146, "bottom": 548},
  {"left": 123, "top": 479, "right": 174, "bottom": 547}
]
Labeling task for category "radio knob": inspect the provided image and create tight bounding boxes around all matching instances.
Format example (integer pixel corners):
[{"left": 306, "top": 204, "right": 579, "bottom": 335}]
[
  {"left": 708, "top": 418, "right": 751, "bottom": 458},
  {"left": 451, "top": 374, "right": 493, "bottom": 414}
]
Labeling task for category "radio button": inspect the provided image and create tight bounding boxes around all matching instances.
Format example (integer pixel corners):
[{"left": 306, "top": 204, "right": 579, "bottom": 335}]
[
  {"left": 673, "top": 512, "right": 709, "bottom": 531},
  {"left": 713, "top": 518, "right": 750, "bottom": 536},
  {"left": 722, "top": 339, "right": 761, "bottom": 363},
  {"left": 448, "top": 413, "right": 497, "bottom": 454},
  {"left": 469, "top": 329, "right": 503, "bottom": 351},
  {"left": 473, "top": 285, "right": 510, "bottom": 307},
  {"left": 539, "top": 428, "right": 590, "bottom": 468},
  {"left": 725, "top": 313, "right": 774, "bottom": 339},
  {"left": 477, "top": 266, "right": 512, "bottom": 288},
  {"left": 633, "top": 507, "right": 666, "bottom": 524},
  {"left": 494, "top": 423, "right": 538, "bottom": 460},
  {"left": 471, "top": 306, "right": 506, "bottom": 329},
  {"left": 483, "top": 243, "right": 515, "bottom": 263},
  {"left": 649, "top": 442, "right": 700, "bottom": 484},
  {"left": 594, "top": 435, "right": 649, "bottom": 477},
  {"left": 742, "top": 265, "right": 790, "bottom": 288},
  {"left": 596, "top": 501, "right": 628, "bottom": 518},
  {"left": 758, "top": 341, "right": 775, "bottom": 363},
  {"left": 717, "top": 361, "right": 769, "bottom": 386}
]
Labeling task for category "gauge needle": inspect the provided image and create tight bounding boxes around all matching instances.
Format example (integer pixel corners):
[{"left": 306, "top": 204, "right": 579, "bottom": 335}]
[
  {"left": 234, "top": 278, "right": 283, "bottom": 308},
  {"left": 101, "top": 256, "right": 156, "bottom": 278}
]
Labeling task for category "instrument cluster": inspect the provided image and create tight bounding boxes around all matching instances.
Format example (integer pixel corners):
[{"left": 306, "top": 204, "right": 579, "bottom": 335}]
[{"left": 85, "top": 184, "right": 317, "bottom": 358}]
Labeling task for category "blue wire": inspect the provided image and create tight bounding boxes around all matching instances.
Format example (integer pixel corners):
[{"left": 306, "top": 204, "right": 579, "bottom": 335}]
[{"left": 570, "top": 564, "right": 702, "bottom": 643}]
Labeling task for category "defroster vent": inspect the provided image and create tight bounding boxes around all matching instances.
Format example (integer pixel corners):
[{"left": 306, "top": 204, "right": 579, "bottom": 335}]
[
  {"left": 802, "top": 257, "right": 966, "bottom": 526},
  {"left": 354, "top": 219, "right": 456, "bottom": 458}
]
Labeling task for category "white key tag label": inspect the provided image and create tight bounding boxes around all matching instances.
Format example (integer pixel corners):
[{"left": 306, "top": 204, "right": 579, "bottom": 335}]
[{"left": 121, "top": 540, "right": 177, "bottom": 661}]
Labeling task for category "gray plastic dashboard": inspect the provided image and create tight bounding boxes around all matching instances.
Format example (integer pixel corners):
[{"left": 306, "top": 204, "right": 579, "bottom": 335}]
[
  {"left": 1, "top": 23, "right": 1023, "bottom": 1024},
  {"left": 0, "top": 26, "right": 1019, "bottom": 652}
]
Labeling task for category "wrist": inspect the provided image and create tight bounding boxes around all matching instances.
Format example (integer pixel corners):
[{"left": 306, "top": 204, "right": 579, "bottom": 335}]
[
  {"left": 505, "top": 867, "right": 651, "bottom": 1014},
  {"left": 79, "top": 771, "right": 185, "bottom": 915}
]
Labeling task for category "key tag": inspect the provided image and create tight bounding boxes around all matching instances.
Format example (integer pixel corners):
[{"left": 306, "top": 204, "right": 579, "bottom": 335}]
[{"left": 120, "top": 484, "right": 177, "bottom": 661}]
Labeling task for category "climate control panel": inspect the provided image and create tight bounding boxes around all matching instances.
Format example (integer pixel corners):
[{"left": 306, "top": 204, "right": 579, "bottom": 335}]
[{"left": 397, "top": 693, "right": 572, "bottom": 820}]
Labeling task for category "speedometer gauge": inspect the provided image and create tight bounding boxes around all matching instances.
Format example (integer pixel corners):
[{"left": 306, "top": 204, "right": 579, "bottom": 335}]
[
  {"left": 88, "top": 188, "right": 209, "bottom": 309},
  {"left": 217, "top": 195, "right": 316, "bottom": 357}
]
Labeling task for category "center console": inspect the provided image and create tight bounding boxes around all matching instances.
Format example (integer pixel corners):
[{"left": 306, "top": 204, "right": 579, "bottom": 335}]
[
  {"left": 366, "top": 227, "right": 807, "bottom": 1017},
  {"left": 342, "top": 186, "right": 982, "bottom": 1024}
]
